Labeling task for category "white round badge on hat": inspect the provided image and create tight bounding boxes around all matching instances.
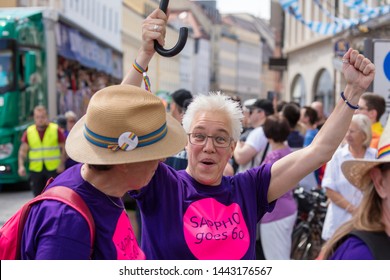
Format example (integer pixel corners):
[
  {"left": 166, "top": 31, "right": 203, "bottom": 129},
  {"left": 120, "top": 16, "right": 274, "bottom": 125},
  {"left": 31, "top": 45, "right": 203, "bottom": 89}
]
[{"left": 118, "top": 132, "right": 139, "bottom": 151}]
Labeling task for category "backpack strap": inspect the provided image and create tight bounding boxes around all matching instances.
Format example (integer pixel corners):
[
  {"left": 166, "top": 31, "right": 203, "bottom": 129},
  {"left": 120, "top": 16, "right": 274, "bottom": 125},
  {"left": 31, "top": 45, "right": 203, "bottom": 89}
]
[
  {"left": 260, "top": 142, "right": 270, "bottom": 164},
  {"left": 349, "top": 230, "right": 390, "bottom": 260},
  {"left": 17, "top": 186, "right": 95, "bottom": 259}
]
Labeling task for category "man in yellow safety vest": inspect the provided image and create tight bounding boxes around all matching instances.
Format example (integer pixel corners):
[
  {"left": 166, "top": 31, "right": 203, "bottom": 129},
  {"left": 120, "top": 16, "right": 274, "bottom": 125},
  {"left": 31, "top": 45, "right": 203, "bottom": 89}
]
[{"left": 18, "top": 105, "right": 66, "bottom": 196}]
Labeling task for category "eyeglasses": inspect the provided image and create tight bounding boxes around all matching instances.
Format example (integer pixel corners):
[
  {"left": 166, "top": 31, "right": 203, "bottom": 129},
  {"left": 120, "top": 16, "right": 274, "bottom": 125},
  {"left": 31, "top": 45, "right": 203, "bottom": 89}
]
[{"left": 187, "top": 133, "right": 233, "bottom": 148}]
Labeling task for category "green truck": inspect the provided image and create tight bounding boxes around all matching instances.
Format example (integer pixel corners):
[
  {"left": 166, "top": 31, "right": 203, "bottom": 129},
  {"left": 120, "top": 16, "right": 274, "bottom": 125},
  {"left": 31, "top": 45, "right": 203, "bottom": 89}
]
[{"left": 0, "top": 8, "right": 122, "bottom": 185}]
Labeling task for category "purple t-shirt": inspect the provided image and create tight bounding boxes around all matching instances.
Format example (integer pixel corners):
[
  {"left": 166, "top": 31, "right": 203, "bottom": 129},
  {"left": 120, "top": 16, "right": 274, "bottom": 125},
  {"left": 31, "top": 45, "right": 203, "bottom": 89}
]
[
  {"left": 330, "top": 236, "right": 374, "bottom": 260},
  {"left": 21, "top": 164, "right": 144, "bottom": 260},
  {"left": 261, "top": 147, "right": 297, "bottom": 223},
  {"left": 130, "top": 162, "right": 274, "bottom": 260}
]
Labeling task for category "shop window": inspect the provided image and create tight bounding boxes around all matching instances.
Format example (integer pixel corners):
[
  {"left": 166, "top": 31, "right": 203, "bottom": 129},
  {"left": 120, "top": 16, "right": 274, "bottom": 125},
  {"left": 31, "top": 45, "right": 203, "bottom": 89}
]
[
  {"left": 291, "top": 74, "right": 306, "bottom": 106},
  {"left": 314, "top": 69, "right": 334, "bottom": 116}
]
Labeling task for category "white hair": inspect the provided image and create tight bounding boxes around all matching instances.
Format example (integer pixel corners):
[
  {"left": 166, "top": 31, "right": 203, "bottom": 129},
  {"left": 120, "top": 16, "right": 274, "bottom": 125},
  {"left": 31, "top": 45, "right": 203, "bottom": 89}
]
[
  {"left": 65, "top": 110, "right": 77, "bottom": 120},
  {"left": 182, "top": 92, "right": 243, "bottom": 141},
  {"left": 351, "top": 114, "right": 372, "bottom": 148}
]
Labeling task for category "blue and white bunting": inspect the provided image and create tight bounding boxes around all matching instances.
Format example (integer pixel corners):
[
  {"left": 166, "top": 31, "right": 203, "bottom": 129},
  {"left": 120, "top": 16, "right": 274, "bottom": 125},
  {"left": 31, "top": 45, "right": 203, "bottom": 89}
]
[{"left": 279, "top": 0, "right": 390, "bottom": 35}]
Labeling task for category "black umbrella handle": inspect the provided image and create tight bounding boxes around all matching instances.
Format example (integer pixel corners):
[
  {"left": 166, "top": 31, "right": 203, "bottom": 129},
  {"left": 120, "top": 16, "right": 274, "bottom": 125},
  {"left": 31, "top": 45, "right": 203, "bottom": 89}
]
[{"left": 154, "top": 0, "right": 188, "bottom": 57}]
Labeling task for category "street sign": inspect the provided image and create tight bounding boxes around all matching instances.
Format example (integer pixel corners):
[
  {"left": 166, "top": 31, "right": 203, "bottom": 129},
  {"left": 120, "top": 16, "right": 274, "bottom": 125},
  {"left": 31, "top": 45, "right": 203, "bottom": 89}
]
[
  {"left": 373, "top": 40, "right": 390, "bottom": 126},
  {"left": 365, "top": 39, "right": 390, "bottom": 126}
]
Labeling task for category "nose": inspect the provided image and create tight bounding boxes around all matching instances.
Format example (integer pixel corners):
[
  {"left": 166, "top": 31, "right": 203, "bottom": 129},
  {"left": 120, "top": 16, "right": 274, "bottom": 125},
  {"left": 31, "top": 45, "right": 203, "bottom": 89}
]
[{"left": 202, "top": 136, "right": 216, "bottom": 153}]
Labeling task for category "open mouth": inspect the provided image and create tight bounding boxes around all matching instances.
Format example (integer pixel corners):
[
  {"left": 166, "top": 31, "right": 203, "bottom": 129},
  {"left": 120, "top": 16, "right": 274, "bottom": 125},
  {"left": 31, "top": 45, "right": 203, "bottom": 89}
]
[{"left": 201, "top": 159, "right": 215, "bottom": 165}]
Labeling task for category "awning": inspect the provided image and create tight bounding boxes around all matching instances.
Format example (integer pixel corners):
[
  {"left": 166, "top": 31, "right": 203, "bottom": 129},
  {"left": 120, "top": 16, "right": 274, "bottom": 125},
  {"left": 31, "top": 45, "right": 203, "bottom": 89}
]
[{"left": 55, "top": 22, "right": 122, "bottom": 79}]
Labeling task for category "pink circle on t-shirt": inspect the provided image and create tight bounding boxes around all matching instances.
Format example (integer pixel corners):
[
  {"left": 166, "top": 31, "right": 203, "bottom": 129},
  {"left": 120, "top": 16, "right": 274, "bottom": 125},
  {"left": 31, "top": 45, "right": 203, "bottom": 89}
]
[{"left": 183, "top": 198, "right": 250, "bottom": 259}]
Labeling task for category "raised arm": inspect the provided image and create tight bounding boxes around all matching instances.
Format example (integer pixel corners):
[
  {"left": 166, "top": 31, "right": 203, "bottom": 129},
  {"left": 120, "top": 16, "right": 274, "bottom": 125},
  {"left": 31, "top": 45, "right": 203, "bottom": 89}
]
[
  {"left": 121, "top": 9, "right": 167, "bottom": 86},
  {"left": 268, "top": 48, "right": 375, "bottom": 202}
]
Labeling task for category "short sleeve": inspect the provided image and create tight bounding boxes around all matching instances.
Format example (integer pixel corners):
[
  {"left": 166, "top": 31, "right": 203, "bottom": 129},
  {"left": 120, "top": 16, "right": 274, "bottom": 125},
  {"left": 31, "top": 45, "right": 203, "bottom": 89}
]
[
  {"left": 22, "top": 200, "right": 91, "bottom": 260},
  {"left": 329, "top": 236, "right": 374, "bottom": 260}
]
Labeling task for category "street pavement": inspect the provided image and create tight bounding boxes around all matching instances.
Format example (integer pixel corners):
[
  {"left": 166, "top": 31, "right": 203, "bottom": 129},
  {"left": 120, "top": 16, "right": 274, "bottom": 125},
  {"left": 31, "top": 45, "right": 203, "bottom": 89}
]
[{"left": 0, "top": 186, "right": 33, "bottom": 226}]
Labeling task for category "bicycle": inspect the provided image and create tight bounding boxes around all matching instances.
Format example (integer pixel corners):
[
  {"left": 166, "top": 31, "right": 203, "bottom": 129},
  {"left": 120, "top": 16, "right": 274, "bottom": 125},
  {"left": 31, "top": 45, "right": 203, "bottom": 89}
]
[{"left": 290, "top": 187, "right": 328, "bottom": 260}]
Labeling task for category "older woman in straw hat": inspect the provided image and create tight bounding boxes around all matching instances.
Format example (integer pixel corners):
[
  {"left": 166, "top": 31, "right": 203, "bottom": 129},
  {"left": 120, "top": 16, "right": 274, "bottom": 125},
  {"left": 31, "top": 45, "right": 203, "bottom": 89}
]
[
  {"left": 321, "top": 117, "right": 390, "bottom": 259},
  {"left": 122, "top": 8, "right": 376, "bottom": 259},
  {"left": 19, "top": 83, "right": 187, "bottom": 258}
]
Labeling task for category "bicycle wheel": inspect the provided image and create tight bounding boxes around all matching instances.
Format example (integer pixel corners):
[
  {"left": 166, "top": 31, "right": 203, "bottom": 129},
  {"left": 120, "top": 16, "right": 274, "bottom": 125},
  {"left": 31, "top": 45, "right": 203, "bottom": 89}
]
[
  {"left": 291, "top": 225, "right": 310, "bottom": 260},
  {"left": 306, "top": 228, "right": 324, "bottom": 259},
  {"left": 300, "top": 229, "right": 323, "bottom": 260}
]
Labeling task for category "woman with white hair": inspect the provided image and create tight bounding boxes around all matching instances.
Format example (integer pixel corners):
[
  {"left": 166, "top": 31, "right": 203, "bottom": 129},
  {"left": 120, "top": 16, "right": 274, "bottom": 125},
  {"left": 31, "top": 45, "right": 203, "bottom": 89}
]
[
  {"left": 122, "top": 8, "right": 376, "bottom": 259},
  {"left": 321, "top": 114, "right": 377, "bottom": 241},
  {"left": 322, "top": 117, "right": 390, "bottom": 259},
  {"left": 64, "top": 110, "right": 79, "bottom": 169}
]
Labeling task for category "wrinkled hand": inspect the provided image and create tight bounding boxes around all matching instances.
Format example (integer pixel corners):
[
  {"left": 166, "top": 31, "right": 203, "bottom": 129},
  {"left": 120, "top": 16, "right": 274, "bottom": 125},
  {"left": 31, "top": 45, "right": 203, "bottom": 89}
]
[
  {"left": 141, "top": 9, "right": 167, "bottom": 56},
  {"left": 342, "top": 48, "right": 375, "bottom": 92}
]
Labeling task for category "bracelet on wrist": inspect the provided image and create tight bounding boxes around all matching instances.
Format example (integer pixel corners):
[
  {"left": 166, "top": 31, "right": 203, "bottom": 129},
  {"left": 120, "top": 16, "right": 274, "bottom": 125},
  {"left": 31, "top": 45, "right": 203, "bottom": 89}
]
[
  {"left": 133, "top": 60, "right": 151, "bottom": 92},
  {"left": 340, "top": 91, "right": 359, "bottom": 110},
  {"left": 133, "top": 60, "right": 148, "bottom": 73}
]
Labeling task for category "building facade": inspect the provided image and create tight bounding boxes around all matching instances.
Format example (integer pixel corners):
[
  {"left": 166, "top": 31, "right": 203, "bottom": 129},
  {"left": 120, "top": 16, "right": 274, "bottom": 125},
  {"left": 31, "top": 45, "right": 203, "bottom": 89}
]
[
  {"left": 6, "top": 0, "right": 277, "bottom": 104},
  {"left": 277, "top": 0, "right": 390, "bottom": 118}
]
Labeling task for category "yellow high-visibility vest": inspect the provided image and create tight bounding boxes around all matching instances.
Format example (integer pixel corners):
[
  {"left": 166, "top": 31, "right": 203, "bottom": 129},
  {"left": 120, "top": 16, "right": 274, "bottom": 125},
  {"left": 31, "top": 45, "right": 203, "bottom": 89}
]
[{"left": 27, "top": 123, "right": 61, "bottom": 172}]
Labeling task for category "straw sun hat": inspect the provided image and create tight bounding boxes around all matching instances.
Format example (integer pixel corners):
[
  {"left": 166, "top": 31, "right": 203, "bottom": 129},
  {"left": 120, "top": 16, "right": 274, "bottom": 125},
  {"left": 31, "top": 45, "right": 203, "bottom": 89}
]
[
  {"left": 66, "top": 84, "right": 187, "bottom": 165},
  {"left": 342, "top": 118, "right": 390, "bottom": 190}
]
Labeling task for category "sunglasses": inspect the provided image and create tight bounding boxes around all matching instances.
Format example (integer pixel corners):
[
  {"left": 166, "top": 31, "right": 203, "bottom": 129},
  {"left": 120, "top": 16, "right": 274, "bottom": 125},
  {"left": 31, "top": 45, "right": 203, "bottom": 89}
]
[{"left": 249, "top": 108, "right": 263, "bottom": 115}]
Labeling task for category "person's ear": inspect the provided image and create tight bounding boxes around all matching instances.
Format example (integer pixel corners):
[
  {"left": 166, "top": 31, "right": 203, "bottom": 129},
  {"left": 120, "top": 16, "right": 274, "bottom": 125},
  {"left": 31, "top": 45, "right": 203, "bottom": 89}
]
[
  {"left": 230, "top": 140, "right": 237, "bottom": 156},
  {"left": 370, "top": 167, "right": 387, "bottom": 199},
  {"left": 368, "top": 109, "right": 377, "bottom": 122},
  {"left": 170, "top": 102, "right": 177, "bottom": 111}
]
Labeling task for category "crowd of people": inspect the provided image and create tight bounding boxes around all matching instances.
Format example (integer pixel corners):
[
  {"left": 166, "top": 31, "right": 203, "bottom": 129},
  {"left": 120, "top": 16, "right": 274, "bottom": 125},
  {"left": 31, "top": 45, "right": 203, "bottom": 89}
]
[
  {"left": 56, "top": 57, "right": 118, "bottom": 118},
  {"left": 12, "top": 8, "right": 389, "bottom": 260}
]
